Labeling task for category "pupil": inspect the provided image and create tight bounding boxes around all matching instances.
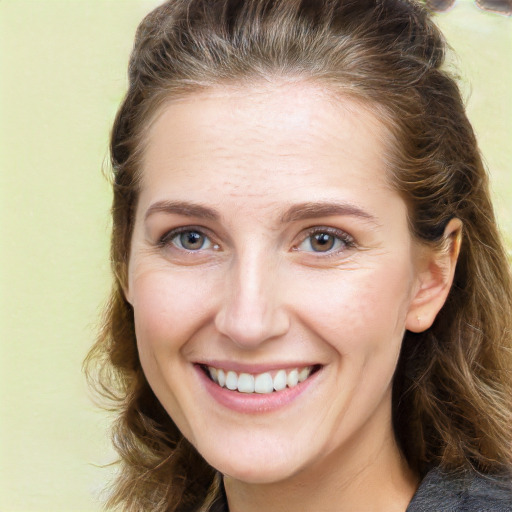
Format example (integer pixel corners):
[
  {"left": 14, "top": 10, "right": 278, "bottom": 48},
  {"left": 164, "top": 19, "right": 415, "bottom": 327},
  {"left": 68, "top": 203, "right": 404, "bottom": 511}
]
[
  {"left": 312, "top": 233, "right": 334, "bottom": 252},
  {"left": 181, "top": 231, "right": 203, "bottom": 250}
]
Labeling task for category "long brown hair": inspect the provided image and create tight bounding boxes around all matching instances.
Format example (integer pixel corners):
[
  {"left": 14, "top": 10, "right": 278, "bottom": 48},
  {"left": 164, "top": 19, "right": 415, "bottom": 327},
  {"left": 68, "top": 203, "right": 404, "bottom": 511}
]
[{"left": 85, "top": 1, "right": 512, "bottom": 509}]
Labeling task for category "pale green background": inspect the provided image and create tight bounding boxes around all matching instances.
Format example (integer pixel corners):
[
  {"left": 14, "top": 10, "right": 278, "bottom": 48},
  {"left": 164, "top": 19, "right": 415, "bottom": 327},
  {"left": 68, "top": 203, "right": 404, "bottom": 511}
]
[{"left": 0, "top": 1, "right": 510, "bottom": 510}]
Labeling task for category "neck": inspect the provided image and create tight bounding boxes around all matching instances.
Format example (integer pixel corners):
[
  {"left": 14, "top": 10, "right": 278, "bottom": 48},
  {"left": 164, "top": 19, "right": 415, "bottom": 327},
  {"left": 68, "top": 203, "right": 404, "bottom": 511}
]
[{"left": 223, "top": 401, "right": 418, "bottom": 512}]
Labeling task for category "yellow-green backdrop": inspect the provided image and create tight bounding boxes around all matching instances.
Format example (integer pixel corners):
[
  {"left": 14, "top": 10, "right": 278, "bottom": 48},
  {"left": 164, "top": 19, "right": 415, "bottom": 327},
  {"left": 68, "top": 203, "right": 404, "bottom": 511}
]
[{"left": 0, "top": 1, "right": 510, "bottom": 510}]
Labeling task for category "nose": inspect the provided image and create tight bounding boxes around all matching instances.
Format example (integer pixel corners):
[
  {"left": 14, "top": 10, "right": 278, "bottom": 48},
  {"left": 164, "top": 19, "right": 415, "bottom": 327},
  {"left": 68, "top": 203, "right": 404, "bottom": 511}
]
[{"left": 214, "top": 250, "right": 290, "bottom": 349}]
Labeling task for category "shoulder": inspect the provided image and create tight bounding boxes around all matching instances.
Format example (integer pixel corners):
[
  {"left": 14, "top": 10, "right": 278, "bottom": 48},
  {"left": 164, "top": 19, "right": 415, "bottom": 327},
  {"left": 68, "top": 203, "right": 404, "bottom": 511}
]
[{"left": 407, "top": 467, "right": 512, "bottom": 512}]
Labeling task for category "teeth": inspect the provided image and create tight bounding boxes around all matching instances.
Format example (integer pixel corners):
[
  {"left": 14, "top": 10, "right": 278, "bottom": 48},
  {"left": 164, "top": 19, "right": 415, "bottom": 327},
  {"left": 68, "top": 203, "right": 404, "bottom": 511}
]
[
  {"left": 273, "top": 369, "right": 287, "bottom": 391},
  {"left": 255, "top": 373, "right": 273, "bottom": 394},
  {"left": 217, "top": 369, "right": 226, "bottom": 387},
  {"left": 287, "top": 369, "right": 299, "bottom": 387},
  {"left": 237, "top": 373, "right": 255, "bottom": 393},
  {"left": 206, "top": 365, "right": 314, "bottom": 394},
  {"left": 298, "top": 367, "right": 310, "bottom": 383},
  {"left": 226, "top": 371, "right": 238, "bottom": 390}
]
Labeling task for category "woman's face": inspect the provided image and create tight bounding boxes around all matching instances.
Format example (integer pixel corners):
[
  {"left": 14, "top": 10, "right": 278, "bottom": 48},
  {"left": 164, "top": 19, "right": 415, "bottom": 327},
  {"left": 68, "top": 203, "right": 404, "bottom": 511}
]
[{"left": 127, "top": 82, "right": 433, "bottom": 484}]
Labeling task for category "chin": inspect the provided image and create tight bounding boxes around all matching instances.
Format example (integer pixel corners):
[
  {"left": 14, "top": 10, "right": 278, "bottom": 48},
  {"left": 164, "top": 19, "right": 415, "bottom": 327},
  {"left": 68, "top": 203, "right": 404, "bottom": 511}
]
[
  {"left": 197, "top": 439, "right": 306, "bottom": 484},
  {"left": 216, "top": 460, "right": 299, "bottom": 485}
]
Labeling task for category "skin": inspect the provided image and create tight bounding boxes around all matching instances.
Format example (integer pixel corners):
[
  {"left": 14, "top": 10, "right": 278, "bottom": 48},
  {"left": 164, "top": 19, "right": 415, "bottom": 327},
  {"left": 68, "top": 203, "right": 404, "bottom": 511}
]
[{"left": 126, "top": 81, "right": 461, "bottom": 512}]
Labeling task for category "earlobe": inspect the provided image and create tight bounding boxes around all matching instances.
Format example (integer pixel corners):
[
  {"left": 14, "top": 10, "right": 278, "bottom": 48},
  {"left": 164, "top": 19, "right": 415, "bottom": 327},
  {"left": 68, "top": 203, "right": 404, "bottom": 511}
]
[
  {"left": 116, "top": 262, "right": 133, "bottom": 305},
  {"left": 405, "top": 218, "right": 462, "bottom": 333},
  {"left": 120, "top": 278, "right": 133, "bottom": 306},
  {"left": 123, "top": 287, "right": 133, "bottom": 306}
]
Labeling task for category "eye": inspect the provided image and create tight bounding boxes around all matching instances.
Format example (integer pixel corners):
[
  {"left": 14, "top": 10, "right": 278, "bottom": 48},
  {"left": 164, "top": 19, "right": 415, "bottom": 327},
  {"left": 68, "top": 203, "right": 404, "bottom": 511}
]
[
  {"left": 295, "top": 228, "right": 354, "bottom": 254},
  {"left": 160, "top": 228, "right": 214, "bottom": 251}
]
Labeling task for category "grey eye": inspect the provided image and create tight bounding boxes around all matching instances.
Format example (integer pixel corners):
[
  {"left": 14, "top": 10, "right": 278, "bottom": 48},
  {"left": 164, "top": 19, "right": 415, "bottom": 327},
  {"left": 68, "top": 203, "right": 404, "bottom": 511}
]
[{"left": 175, "top": 230, "right": 211, "bottom": 250}]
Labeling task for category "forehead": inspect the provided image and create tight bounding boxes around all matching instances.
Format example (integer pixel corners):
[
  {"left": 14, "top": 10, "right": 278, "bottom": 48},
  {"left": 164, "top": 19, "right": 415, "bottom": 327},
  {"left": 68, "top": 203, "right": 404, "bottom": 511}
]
[{"left": 139, "top": 81, "right": 397, "bottom": 210}]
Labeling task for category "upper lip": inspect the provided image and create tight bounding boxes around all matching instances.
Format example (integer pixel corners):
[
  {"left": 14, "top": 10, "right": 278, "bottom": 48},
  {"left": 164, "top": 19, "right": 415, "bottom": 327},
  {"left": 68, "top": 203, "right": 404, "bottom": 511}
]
[{"left": 196, "top": 360, "right": 321, "bottom": 373}]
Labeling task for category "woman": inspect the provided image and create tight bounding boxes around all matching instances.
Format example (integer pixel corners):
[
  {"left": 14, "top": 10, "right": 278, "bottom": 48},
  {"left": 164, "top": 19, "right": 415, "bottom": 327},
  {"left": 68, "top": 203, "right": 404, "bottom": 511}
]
[{"left": 86, "top": 0, "right": 512, "bottom": 510}]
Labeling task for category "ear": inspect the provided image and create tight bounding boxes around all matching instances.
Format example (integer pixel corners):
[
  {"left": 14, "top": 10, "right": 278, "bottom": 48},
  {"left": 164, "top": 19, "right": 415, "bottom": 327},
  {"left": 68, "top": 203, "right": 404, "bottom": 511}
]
[
  {"left": 405, "top": 218, "right": 462, "bottom": 333},
  {"left": 122, "top": 282, "right": 133, "bottom": 306},
  {"left": 118, "top": 265, "right": 133, "bottom": 306}
]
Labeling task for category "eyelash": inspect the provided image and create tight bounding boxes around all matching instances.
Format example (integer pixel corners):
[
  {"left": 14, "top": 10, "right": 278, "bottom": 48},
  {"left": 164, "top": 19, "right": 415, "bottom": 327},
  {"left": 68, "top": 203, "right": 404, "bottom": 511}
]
[{"left": 157, "top": 226, "right": 356, "bottom": 255}]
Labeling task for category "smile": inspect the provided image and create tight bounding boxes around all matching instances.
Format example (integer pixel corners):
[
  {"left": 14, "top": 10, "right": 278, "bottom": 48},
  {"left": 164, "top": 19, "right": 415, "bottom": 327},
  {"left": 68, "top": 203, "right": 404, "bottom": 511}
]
[{"left": 203, "top": 365, "right": 318, "bottom": 394}]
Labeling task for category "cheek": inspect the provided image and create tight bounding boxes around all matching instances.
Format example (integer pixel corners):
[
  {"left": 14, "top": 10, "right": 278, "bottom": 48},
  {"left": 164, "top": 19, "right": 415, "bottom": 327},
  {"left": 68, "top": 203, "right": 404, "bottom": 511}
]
[
  {"left": 295, "top": 263, "right": 414, "bottom": 356},
  {"left": 130, "top": 268, "right": 213, "bottom": 355}
]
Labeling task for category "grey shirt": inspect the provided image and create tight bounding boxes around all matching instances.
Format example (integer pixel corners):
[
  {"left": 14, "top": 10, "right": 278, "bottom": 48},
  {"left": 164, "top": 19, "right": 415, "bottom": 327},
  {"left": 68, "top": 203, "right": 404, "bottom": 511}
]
[
  {"left": 407, "top": 467, "right": 512, "bottom": 512},
  {"left": 209, "top": 467, "right": 512, "bottom": 511}
]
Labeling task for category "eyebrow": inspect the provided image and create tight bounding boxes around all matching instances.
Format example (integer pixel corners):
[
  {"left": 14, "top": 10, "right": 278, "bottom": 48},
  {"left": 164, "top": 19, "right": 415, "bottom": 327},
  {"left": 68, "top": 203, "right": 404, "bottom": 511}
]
[
  {"left": 144, "top": 199, "right": 378, "bottom": 225},
  {"left": 280, "top": 201, "right": 379, "bottom": 225},
  {"left": 145, "top": 200, "right": 219, "bottom": 221}
]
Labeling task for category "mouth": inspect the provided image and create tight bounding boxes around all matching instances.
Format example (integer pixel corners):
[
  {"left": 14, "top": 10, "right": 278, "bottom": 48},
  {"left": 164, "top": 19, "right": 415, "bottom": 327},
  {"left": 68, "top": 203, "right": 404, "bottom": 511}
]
[{"left": 199, "top": 364, "right": 322, "bottom": 395}]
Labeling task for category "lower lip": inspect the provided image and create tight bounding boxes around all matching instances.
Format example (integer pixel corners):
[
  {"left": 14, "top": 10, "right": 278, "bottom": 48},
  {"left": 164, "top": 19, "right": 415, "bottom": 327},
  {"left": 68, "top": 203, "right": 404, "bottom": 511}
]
[{"left": 195, "top": 365, "right": 320, "bottom": 414}]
